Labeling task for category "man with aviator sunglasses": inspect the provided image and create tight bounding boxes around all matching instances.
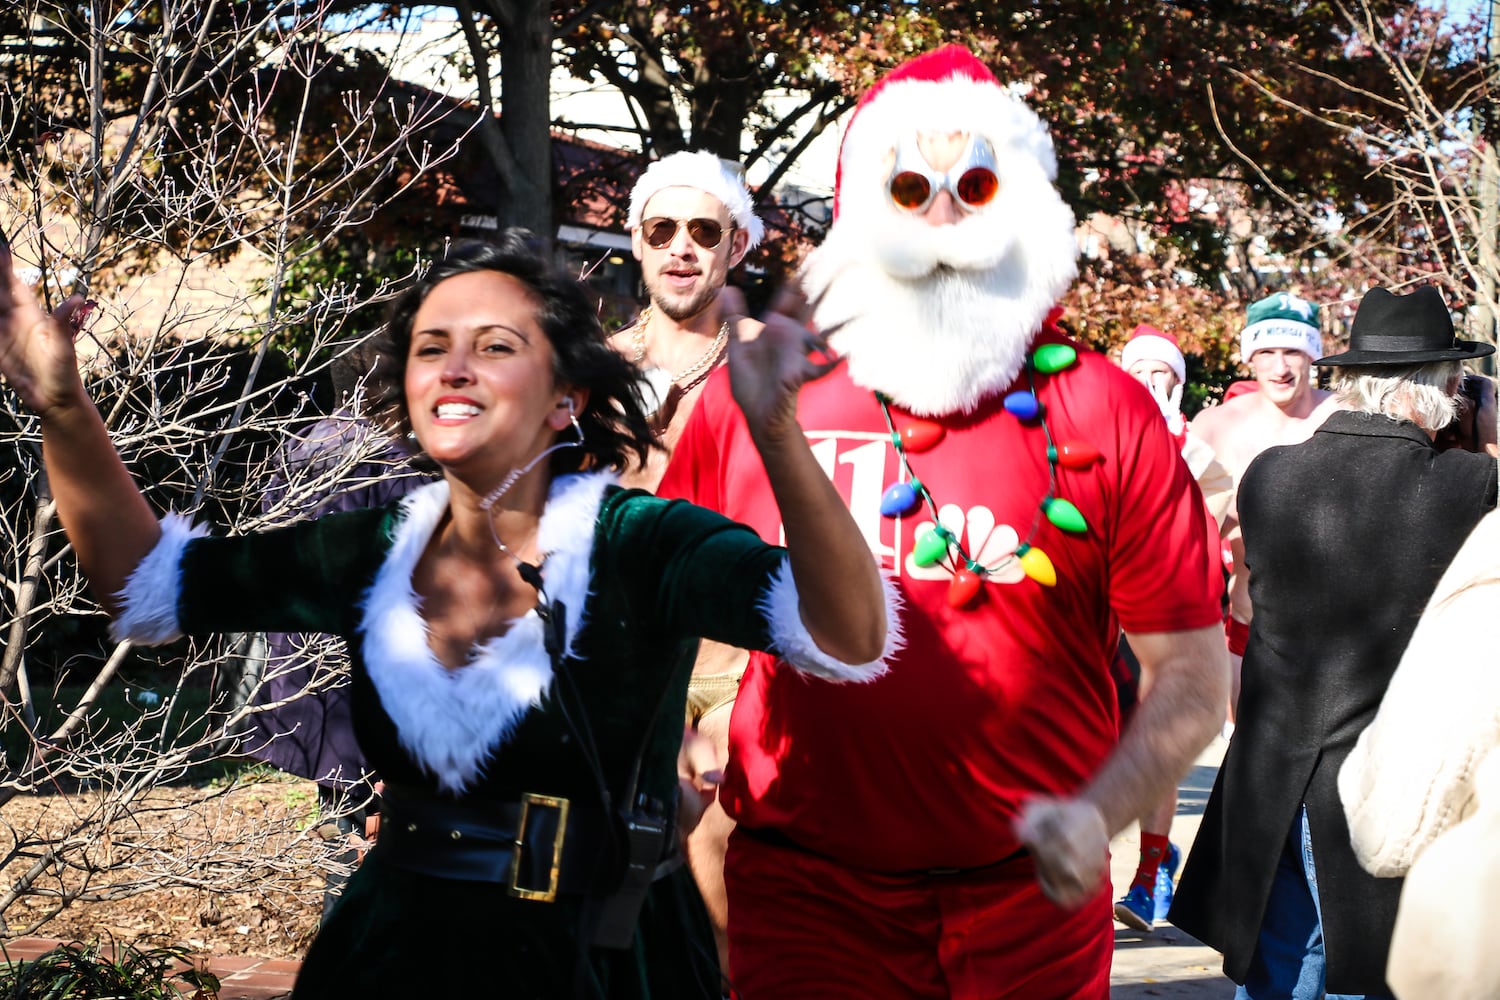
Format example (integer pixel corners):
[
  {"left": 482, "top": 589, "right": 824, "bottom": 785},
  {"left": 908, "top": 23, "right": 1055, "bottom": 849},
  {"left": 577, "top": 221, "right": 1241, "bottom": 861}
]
[
  {"left": 614, "top": 151, "right": 764, "bottom": 480},
  {"left": 611, "top": 150, "right": 766, "bottom": 982},
  {"left": 659, "top": 45, "right": 1228, "bottom": 998}
]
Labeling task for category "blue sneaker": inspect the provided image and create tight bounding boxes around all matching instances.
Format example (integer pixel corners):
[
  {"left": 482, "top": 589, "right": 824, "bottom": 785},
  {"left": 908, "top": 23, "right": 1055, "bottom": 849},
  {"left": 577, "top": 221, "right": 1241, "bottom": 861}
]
[
  {"left": 1153, "top": 842, "right": 1181, "bottom": 922},
  {"left": 1114, "top": 884, "right": 1154, "bottom": 931}
]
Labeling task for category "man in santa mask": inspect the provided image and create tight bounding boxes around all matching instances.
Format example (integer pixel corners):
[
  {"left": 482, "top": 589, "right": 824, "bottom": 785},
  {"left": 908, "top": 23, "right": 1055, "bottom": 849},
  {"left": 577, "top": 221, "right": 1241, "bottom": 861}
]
[{"left": 658, "top": 45, "right": 1229, "bottom": 997}]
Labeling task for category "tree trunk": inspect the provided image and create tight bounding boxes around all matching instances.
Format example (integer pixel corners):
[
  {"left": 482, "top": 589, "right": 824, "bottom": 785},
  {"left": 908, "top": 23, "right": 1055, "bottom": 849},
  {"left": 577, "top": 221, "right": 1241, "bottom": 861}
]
[
  {"left": 496, "top": 0, "right": 553, "bottom": 240},
  {"left": 688, "top": 48, "right": 753, "bottom": 161}
]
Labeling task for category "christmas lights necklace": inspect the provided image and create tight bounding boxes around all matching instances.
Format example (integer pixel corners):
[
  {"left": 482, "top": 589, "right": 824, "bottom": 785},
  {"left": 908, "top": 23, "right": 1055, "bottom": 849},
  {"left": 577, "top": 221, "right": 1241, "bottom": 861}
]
[{"left": 876, "top": 341, "right": 1101, "bottom": 607}]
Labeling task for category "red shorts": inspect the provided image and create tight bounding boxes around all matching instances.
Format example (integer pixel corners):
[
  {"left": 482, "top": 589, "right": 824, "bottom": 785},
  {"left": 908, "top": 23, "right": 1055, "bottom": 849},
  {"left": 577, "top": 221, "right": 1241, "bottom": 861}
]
[{"left": 725, "top": 830, "right": 1112, "bottom": 999}]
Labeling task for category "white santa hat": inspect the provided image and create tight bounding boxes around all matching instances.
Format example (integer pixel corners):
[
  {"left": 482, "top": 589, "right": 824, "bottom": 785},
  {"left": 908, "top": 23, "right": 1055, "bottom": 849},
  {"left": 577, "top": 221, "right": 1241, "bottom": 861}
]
[
  {"left": 626, "top": 150, "right": 765, "bottom": 250},
  {"left": 1120, "top": 324, "right": 1186, "bottom": 384}
]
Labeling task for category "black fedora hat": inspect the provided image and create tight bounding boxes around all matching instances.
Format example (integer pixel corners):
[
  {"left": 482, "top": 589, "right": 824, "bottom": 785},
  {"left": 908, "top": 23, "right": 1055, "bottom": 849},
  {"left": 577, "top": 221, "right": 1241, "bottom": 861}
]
[{"left": 1316, "top": 286, "right": 1495, "bottom": 366}]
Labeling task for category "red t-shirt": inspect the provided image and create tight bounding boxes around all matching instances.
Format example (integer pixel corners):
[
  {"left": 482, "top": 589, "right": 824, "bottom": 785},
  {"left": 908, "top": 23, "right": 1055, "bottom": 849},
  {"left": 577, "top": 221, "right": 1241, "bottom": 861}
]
[{"left": 658, "top": 331, "right": 1223, "bottom": 871}]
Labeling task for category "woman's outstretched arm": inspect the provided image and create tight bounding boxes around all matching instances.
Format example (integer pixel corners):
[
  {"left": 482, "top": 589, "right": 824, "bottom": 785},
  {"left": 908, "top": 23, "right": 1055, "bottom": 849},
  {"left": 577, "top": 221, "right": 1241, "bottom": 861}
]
[
  {"left": 1, "top": 247, "right": 161, "bottom": 612},
  {"left": 725, "top": 289, "right": 888, "bottom": 666}
]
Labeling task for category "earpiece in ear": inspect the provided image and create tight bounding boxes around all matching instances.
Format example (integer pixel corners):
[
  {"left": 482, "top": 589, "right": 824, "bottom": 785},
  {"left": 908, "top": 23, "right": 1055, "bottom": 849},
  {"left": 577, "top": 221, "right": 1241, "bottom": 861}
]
[{"left": 564, "top": 397, "right": 576, "bottom": 414}]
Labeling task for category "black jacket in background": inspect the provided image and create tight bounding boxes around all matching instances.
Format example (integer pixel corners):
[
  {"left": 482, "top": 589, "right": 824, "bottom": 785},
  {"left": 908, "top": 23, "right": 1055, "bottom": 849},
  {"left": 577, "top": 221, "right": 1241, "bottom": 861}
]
[{"left": 1171, "top": 409, "right": 1497, "bottom": 994}]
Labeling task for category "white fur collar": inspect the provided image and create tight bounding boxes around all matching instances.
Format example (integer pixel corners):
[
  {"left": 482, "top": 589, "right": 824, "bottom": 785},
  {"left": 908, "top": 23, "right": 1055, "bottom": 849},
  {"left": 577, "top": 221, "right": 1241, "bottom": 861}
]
[{"left": 360, "top": 472, "right": 612, "bottom": 794}]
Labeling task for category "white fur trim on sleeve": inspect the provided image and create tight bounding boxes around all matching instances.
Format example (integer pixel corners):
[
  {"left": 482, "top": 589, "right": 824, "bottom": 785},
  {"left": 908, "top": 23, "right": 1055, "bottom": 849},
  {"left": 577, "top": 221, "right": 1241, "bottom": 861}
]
[
  {"left": 758, "top": 558, "right": 903, "bottom": 683},
  {"left": 109, "top": 512, "right": 208, "bottom": 645}
]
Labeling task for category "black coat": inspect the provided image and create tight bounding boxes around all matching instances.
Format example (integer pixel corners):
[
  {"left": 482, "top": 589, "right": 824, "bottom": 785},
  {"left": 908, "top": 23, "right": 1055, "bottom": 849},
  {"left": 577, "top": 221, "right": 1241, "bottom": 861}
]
[{"left": 1170, "top": 410, "right": 1497, "bottom": 994}]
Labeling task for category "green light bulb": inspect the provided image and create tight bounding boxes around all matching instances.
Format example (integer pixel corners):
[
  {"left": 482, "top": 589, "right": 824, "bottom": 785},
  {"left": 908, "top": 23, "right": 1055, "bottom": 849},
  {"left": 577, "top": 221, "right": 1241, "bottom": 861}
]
[
  {"left": 1044, "top": 497, "right": 1088, "bottom": 534},
  {"left": 1032, "top": 343, "right": 1078, "bottom": 374},
  {"left": 913, "top": 527, "right": 952, "bottom": 567}
]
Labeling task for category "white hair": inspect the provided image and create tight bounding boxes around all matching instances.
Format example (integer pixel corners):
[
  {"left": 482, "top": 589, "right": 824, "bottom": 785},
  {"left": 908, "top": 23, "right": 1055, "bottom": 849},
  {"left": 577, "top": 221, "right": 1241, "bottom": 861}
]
[{"left": 1331, "top": 361, "right": 1465, "bottom": 435}]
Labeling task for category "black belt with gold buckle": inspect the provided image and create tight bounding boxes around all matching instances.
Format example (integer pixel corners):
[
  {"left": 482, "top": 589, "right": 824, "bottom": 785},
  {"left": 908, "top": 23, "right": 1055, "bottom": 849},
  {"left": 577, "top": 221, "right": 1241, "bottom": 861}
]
[{"left": 376, "top": 785, "right": 597, "bottom": 902}]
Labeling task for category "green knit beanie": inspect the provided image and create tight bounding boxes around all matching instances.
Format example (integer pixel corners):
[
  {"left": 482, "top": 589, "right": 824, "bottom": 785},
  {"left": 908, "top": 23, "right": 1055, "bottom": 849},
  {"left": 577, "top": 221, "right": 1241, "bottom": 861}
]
[{"left": 1241, "top": 293, "right": 1322, "bottom": 361}]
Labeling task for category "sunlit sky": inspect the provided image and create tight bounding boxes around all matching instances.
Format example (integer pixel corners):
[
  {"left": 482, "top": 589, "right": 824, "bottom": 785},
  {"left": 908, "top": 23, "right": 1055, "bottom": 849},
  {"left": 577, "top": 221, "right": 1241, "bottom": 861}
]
[{"left": 1445, "top": 0, "right": 1494, "bottom": 24}]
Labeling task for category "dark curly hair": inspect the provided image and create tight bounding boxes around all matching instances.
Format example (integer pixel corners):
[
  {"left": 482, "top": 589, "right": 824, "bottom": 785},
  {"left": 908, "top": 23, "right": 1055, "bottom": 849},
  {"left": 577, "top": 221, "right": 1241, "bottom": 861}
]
[{"left": 365, "top": 231, "right": 659, "bottom": 477}]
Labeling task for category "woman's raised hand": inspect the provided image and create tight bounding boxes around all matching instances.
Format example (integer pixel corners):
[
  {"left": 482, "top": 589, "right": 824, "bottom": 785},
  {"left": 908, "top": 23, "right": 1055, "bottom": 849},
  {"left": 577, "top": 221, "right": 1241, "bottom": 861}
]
[
  {"left": 0, "top": 244, "right": 161, "bottom": 608},
  {"left": 724, "top": 284, "right": 840, "bottom": 443},
  {"left": 0, "top": 244, "right": 91, "bottom": 418}
]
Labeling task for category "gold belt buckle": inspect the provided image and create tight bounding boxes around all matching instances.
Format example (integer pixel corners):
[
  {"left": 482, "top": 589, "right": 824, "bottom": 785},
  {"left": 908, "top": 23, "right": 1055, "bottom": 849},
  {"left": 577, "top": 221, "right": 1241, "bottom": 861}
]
[{"left": 509, "top": 792, "right": 570, "bottom": 902}]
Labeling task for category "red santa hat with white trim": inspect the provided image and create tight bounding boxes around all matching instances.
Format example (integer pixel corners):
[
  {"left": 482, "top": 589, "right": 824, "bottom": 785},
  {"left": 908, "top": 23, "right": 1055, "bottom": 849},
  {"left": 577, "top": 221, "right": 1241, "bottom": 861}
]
[
  {"left": 1119, "top": 324, "right": 1187, "bottom": 384},
  {"left": 832, "top": 45, "right": 1059, "bottom": 221}
]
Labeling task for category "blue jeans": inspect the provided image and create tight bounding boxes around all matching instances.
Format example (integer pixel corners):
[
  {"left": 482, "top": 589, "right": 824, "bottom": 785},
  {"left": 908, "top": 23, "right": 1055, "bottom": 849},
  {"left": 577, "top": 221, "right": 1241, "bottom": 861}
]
[{"left": 1235, "top": 806, "right": 1392, "bottom": 1000}]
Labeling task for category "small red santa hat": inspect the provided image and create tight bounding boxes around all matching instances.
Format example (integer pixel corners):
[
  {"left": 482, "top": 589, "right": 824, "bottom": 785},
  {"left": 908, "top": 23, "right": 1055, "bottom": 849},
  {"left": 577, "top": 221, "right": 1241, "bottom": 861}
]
[
  {"left": 832, "top": 45, "right": 1058, "bottom": 220},
  {"left": 1119, "top": 324, "right": 1186, "bottom": 384}
]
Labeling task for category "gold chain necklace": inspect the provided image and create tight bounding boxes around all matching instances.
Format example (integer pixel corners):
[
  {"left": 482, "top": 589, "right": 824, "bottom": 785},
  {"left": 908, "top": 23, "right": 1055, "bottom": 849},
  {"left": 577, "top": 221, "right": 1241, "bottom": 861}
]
[{"left": 631, "top": 304, "right": 729, "bottom": 388}]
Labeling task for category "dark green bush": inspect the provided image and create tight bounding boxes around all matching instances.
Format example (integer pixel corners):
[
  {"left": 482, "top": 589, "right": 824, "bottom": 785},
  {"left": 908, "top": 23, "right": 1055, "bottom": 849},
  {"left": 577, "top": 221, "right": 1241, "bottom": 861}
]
[{"left": 0, "top": 938, "right": 220, "bottom": 999}]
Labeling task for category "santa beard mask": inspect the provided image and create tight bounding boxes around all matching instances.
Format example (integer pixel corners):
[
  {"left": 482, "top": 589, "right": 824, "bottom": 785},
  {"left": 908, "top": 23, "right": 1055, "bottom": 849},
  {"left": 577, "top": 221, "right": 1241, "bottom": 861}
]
[{"left": 803, "top": 182, "right": 1079, "bottom": 418}]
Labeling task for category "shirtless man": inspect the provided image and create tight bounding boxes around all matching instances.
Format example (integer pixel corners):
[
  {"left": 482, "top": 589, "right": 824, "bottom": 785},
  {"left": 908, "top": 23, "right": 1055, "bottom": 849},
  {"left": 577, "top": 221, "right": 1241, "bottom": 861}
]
[
  {"left": 608, "top": 149, "right": 763, "bottom": 975},
  {"left": 612, "top": 150, "right": 763, "bottom": 488},
  {"left": 1190, "top": 292, "right": 1340, "bottom": 718}
]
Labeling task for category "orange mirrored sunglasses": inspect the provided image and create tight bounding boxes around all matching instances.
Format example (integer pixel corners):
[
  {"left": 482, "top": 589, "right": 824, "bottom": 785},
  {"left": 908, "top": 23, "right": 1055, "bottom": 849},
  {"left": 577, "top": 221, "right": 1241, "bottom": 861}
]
[{"left": 886, "top": 135, "right": 1001, "bottom": 215}]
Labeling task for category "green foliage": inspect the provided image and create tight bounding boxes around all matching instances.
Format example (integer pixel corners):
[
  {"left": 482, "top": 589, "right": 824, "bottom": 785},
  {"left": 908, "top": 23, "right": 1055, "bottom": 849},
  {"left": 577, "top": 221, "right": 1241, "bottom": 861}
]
[
  {"left": 964, "top": 1, "right": 1470, "bottom": 279},
  {"left": 203, "top": 759, "right": 301, "bottom": 791},
  {"left": 282, "top": 783, "right": 318, "bottom": 830},
  {"left": 549, "top": 0, "right": 1480, "bottom": 291},
  {"left": 0, "top": 938, "right": 219, "bottom": 999}
]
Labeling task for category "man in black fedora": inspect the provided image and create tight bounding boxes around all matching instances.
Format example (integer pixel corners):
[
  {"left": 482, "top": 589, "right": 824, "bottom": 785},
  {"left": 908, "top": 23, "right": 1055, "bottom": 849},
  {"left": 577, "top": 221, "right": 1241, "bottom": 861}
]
[{"left": 1171, "top": 284, "right": 1498, "bottom": 1000}]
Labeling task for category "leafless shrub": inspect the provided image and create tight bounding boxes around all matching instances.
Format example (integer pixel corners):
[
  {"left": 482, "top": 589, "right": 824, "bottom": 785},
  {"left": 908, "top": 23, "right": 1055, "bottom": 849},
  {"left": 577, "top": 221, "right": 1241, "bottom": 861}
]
[{"left": 0, "top": 0, "right": 463, "bottom": 934}]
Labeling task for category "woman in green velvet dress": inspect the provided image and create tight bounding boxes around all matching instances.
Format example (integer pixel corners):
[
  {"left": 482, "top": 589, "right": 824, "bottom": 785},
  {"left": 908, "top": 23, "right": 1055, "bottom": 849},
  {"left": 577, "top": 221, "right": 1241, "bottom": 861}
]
[{"left": 0, "top": 232, "right": 897, "bottom": 999}]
